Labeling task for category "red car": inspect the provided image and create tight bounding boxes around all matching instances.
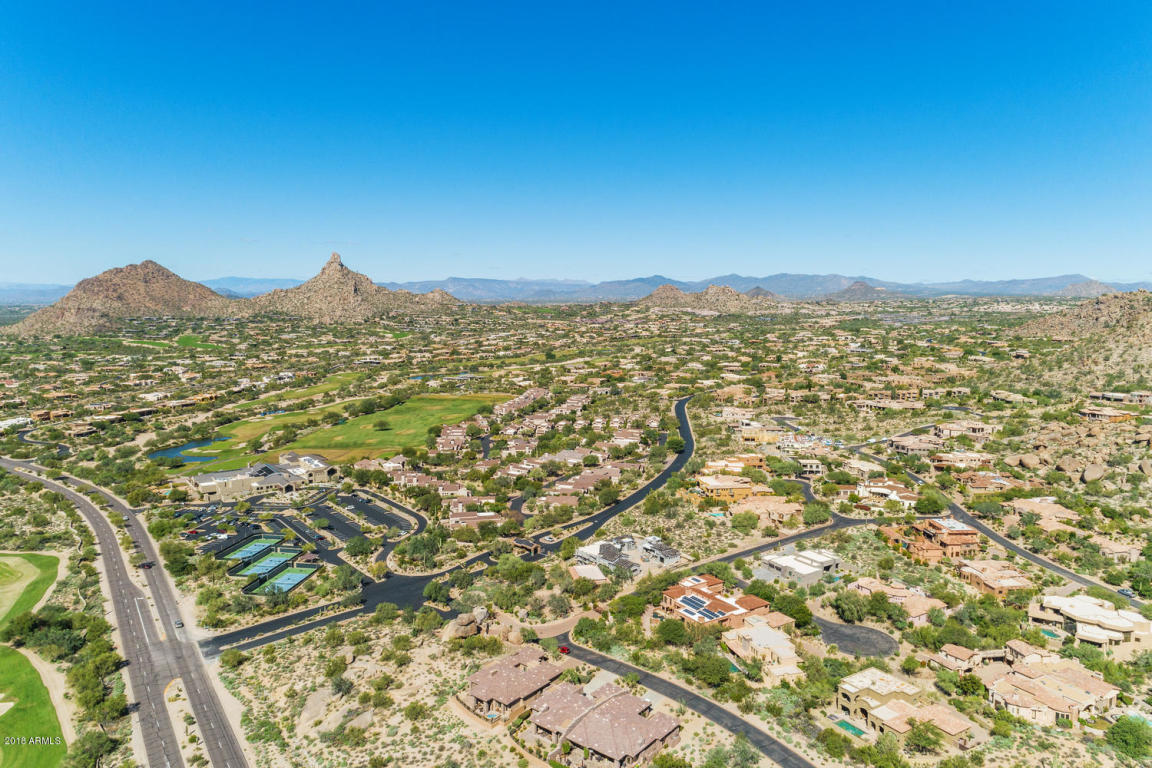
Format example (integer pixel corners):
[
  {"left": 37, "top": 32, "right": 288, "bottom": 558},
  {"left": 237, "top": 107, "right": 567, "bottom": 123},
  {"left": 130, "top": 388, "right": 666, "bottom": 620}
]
[{"left": 558, "top": 646, "right": 570, "bottom": 654}]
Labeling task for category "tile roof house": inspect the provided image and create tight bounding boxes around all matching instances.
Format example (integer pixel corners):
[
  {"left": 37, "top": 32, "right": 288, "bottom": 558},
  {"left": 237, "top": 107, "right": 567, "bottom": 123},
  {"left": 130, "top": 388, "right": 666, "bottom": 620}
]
[
  {"left": 460, "top": 647, "right": 563, "bottom": 722},
  {"left": 722, "top": 614, "right": 803, "bottom": 685},
  {"left": 837, "top": 668, "right": 977, "bottom": 749},
  {"left": 956, "top": 559, "right": 1031, "bottom": 598},
  {"left": 660, "top": 574, "right": 771, "bottom": 627},
  {"left": 987, "top": 641, "right": 1119, "bottom": 727},
  {"left": 524, "top": 682, "right": 680, "bottom": 768}
]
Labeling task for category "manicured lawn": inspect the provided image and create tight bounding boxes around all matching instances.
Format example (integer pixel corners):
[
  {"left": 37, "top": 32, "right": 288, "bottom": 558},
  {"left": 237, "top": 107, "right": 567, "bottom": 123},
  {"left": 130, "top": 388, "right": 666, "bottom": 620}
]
[
  {"left": 0, "top": 554, "right": 58, "bottom": 629},
  {"left": 178, "top": 393, "right": 506, "bottom": 472},
  {"left": 0, "top": 554, "right": 64, "bottom": 768},
  {"left": 274, "top": 393, "right": 507, "bottom": 462},
  {"left": 232, "top": 372, "right": 363, "bottom": 411},
  {"left": 0, "top": 645, "right": 66, "bottom": 768},
  {"left": 175, "top": 334, "right": 224, "bottom": 350}
]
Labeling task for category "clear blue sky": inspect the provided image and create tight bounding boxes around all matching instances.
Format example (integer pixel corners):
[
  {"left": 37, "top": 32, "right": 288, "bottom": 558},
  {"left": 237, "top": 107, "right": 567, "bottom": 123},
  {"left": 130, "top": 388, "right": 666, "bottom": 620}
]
[{"left": 3, "top": 1, "right": 1152, "bottom": 285}]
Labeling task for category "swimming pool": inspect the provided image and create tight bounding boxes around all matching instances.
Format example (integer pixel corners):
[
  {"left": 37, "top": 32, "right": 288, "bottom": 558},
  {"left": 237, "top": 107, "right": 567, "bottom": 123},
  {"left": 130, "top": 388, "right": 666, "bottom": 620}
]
[
  {"left": 1041, "top": 629, "right": 1060, "bottom": 639},
  {"left": 836, "top": 720, "right": 865, "bottom": 737}
]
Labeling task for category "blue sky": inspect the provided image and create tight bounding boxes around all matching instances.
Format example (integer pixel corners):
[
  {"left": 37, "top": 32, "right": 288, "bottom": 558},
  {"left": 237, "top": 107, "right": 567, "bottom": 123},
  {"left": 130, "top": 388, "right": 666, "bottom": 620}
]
[{"left": 2, "top": 2, "right": 1151, "bottom": 284}]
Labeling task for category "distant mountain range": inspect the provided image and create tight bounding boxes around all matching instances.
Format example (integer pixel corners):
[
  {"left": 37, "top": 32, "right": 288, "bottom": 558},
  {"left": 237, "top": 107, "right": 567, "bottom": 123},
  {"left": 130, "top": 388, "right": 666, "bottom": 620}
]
[
  {"left": 4, "top": 271, "right": 1152, "bottom": 305},
  {"left": 381, "top": 273, "right": 1152, "bottom": 301}
]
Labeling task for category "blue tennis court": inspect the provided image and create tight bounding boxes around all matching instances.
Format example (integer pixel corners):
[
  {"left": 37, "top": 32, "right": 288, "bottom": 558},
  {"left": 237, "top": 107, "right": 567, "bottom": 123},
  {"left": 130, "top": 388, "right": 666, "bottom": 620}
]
[
  {"left": 256, "top": 567, "right": 317, "bottom": 594},
  {"left": 224, "top": 537, "right": 281, "bottom": 560},
  {"left": 239, "top": 550, "right": 295, "bottom": 575}
]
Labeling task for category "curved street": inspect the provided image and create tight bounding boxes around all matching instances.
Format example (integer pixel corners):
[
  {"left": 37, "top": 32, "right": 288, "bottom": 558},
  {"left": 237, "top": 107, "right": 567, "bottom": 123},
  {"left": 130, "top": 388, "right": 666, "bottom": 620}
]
[
  {"left": 201, "top": 396, "right": 697, "bottom": 655},
  {"left": 555, "top": 632, "right": 816, "bottom": 768}
]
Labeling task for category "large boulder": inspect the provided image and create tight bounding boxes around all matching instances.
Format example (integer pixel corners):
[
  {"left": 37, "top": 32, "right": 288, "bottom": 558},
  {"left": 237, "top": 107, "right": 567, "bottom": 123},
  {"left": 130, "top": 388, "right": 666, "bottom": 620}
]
[
  {"left": 1004, "top": 455, "right": 1022, "bottom": 467},
  {"left": 1081, "top": 464, "right": 1107, "bottom": 483},
  {"left": 1020, "top": 454, "right": 1042, "bottom": 470},
  {"left": 1056, "top": 457, "right": 1081, "bottom": 474},
  {"left": 441, "top": 616, "right": 480, "bottom": 641},
  {"left": 1140, "top": 460, "right": 1152, "bottom": 476}
]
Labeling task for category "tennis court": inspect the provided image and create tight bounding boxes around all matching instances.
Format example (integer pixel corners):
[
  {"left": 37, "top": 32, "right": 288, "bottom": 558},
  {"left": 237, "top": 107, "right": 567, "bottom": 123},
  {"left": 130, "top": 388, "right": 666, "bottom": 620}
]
[
  {"left": 224, "top": 537, "right": 281, "bottom": 560},
  {"left": 239, "top": 550, "right": 295, "bottom": 576},
  {"left": 256, "top": 566, "right": 317, "bottom": 594}
]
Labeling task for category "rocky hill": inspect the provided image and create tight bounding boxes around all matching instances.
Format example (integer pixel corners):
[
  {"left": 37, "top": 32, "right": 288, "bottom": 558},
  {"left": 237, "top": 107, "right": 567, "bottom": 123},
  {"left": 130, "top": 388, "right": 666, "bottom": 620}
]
[
  {"left": 745, "top": 286, "right": 784, "bottom": 300},
  {"left": 639, "top": 284, "right": 782, "bottom": 314},
  {"left": 1018, "top": 290, "right": 1152, "bottom": 339},
  {"left": 8, "top": 260, "right": 233, "bottom": 336},
  {"left": 6, "top": 254, "right": 461, "bottom": 335},
  {"left": 246, "top": 253, "right": 459, "bottom": 323},
  {"left": 821, "top": 280, "right": 904, "bottom": 302},
  {"left": 1053, "top": 279, "right": 1115, "bottom": 298}
]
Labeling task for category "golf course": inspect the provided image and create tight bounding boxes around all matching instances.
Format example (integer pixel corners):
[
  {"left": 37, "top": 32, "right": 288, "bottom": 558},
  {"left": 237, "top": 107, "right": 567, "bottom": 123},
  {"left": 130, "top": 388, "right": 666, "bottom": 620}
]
[
  {"left": 176, "top": 392, "right": 507, "bottom": 472},
  {"left": 0, "top": 553, "right": 66, "bottom": 768}
]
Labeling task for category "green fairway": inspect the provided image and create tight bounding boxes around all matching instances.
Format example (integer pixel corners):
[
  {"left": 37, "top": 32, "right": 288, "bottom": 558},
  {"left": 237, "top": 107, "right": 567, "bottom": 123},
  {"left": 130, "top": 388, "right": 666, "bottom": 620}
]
[
  {"left": 0, "top": 646, "right": 66, "bottom": 768},
  {"left": 0, "top": 554, "right": 58, "bottom": 629},
  {"left": 232, "top": 371, "right": 363, "bottom": 411},
  {"left": 175, "top": 334, "right": 224, "bottom": 350},
  {"left": 0, "top": 554, "right": 64, "bottom": 768},
  {"left": 275, "top": 392, "right": 507, "bottom": 462},
  {"left": 178, "top": 393, "right": 506, "bottom": 471}
]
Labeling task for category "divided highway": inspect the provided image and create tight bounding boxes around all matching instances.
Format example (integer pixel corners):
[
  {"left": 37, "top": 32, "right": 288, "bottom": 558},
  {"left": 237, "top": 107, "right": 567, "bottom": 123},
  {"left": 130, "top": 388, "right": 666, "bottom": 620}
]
[{"left": 0, "top": 457, "right": 248, "bottom": 768}]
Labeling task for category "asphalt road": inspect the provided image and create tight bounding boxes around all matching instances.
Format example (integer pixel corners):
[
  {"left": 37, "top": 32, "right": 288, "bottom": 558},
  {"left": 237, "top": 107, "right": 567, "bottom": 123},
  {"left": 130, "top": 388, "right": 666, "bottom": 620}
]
[
  {"left": 200, "top": 396, "right": 697, "bottom": 655},
  {"left": 0, "top": 458, "right": 249, "bottom": 768},
  {"left": 773, "top": 415, "right": 1144, "bottom": 610},
  {"left": 555, "top": 632, "right": 816, "bottom": 768},
  {"left": 812, "top": 617, "right": 899, "bottom": 657}
]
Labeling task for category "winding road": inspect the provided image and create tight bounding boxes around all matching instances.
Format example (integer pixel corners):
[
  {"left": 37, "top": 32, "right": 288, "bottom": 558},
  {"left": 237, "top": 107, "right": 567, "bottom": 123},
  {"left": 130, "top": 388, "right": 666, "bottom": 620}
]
[
  {"left": 202, "top": 396, "right": 698, "bottom": 654},
  {"left": 556, "top": 632, "right": 816, "bottom": 768}
]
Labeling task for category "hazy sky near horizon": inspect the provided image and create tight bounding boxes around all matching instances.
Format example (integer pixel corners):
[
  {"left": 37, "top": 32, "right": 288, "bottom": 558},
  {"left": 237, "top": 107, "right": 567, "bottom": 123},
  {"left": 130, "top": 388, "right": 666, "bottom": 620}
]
[{"left": 3, "top": 2, "right": 1152, "bottom": 285}]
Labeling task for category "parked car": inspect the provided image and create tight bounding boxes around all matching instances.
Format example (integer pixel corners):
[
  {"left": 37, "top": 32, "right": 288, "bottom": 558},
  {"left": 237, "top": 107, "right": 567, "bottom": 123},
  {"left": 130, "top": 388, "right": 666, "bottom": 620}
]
[
  {"left": 558, "top": 646, "right": 570, "bottom": 654},
  {"left": 1119, "top": 588, "right": 1136, "bottom": 598},
  {"left": 174, "top": 620, "right": 184, "bottom": 628}
]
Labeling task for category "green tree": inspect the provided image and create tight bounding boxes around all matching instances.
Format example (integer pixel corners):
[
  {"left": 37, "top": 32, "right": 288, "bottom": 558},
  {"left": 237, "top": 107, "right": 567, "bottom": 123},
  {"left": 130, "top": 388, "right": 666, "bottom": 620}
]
[
  {"left": 655, "top": 619, "right": 690, "bottom": 646},
  {"left": 1108, "top": 716, "right": 1152, "bottom": 759},
  {"left": 802, "top": 502, "right": 831, "bottom": 526},
  {"left": 832, "top": 590, "right": 866, "bottom": 623},
  {"left": 905, "top": 719, "right": 944, "bottom": 753},
  {"left": 559, "top": 536, "right": 578, "bottom": 560}
]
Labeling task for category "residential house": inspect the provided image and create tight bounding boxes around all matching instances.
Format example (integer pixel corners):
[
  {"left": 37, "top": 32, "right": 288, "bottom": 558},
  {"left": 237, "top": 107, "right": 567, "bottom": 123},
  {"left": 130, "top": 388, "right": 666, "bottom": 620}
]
[
  {"left": 460, "top": 647, "right": 563, "bottom": 722},
  {"left": 755, "top": 548, "right": 841, "bottom": 587},
  {"left": 722, "top": 614, "right": 804, "bottom": 685},
  {"left": 957, "top": 559, "right": 1032, "bottom": 598},
  {"left": 524, "top": 682, "right": 680, "bottom": 768},
  {"left": 660, "top": 574, "right": 771, "bottom": 627},
  {"left": 837, "top": 668, "right": 976, "bottom": 749},
  {"left": 1029, "top": 595, "right": 1152, "bottom": 657}
]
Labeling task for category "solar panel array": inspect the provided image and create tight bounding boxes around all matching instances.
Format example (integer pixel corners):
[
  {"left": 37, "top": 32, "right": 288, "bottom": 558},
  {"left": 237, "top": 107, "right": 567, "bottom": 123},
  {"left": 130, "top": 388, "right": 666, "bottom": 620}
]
[{"left": 677, "top": 594, "right": 727, "bottom": 622}]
